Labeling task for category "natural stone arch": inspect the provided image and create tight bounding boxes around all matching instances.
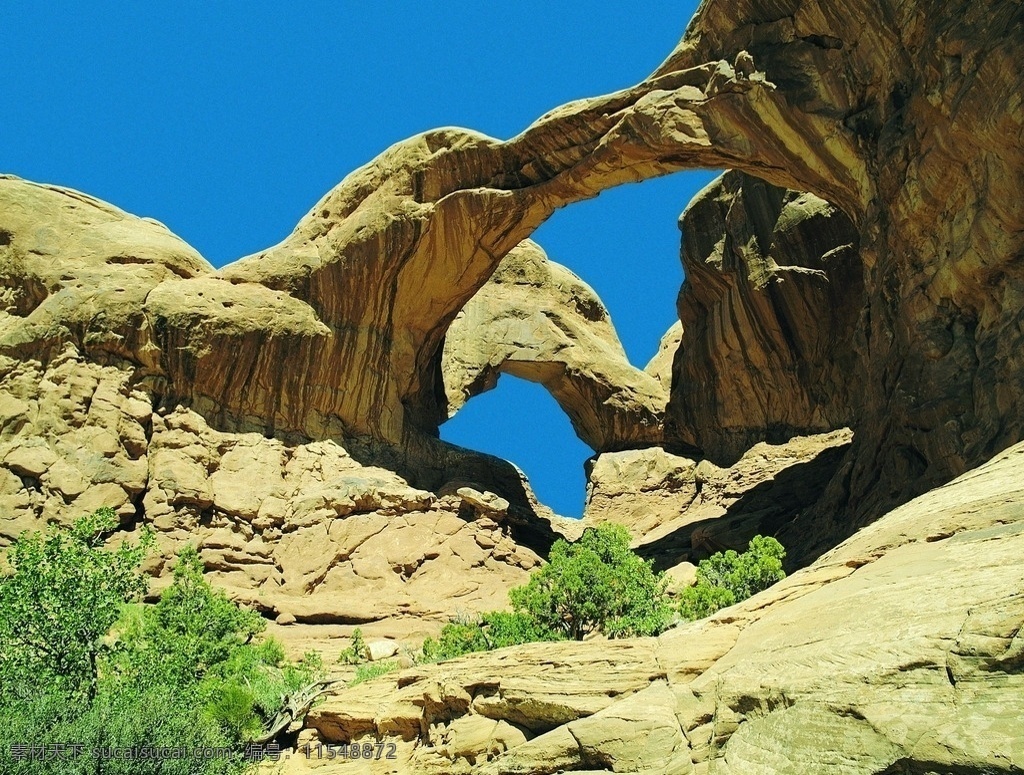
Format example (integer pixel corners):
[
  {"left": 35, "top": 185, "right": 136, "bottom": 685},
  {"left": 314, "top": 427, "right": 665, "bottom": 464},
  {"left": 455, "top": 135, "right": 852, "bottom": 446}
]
[
  {"left": 440, "top": 240, "right": 666, "bottom": 452},
  {"left": 150, "top": 50, "right": 867, "bottom": 450},
  {"left": 7, "top": 0, "right": 1020, "bottom": 548}
]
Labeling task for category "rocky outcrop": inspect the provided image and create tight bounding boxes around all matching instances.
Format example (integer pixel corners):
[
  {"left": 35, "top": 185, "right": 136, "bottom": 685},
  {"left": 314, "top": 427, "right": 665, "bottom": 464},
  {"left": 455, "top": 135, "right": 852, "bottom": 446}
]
[
  {"left": 666, "top": 172, "right": 862, "bottom": 465},
  {"left": 0, "top": 175, "right": 211, "bottom": 368},
  {"left": 582, "top": 430, "right": 852, "bottom": 566},
  {"left": 0, "top": 178, "right": 558, "bottom": 652},
  {"left": 285, "top": 438, "right": 1024, "bottom": 774},
  {"left": 441, "top": 240, "right": 665, "bottom": 451},
  {"left": 0, "top": 347, "right": 547, "bottom": 651},
  {"left": 2, "top": 5, "right": 1023, "bottom": 769},
  {"left": 6, "top": 0, "right": 1022, "bottom": 538},
  {"left": 643, "top": 321, "right": 682, "bottom": 390}
]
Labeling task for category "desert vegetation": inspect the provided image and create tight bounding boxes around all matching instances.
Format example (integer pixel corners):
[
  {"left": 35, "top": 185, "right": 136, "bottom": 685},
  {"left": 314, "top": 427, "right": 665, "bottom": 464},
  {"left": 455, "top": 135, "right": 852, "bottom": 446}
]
[
  {"left": 417, "top": 523, "right": 788, "bottom": 663},
  {"left": 0, "top": 509, "right": 322, "bottom": 774},
  {"left": 0, "top": 509, "right": 790, "bottom": 772},
  {"left": 678, "top": 535, "right": 787, "bottom": 621}
]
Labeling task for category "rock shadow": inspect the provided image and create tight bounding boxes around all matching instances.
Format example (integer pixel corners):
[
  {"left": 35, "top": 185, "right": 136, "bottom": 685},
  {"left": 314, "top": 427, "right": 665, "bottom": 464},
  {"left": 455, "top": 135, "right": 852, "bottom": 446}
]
[{"left": 636, "top": 440, "right": 852, "bottom": 573}]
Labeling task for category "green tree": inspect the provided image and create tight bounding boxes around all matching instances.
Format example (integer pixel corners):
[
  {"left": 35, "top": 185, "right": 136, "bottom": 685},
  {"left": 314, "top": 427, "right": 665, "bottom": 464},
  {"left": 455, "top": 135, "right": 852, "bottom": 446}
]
[
  {"left": 480, "top": 611, "right": 563, "bottom": 649},
  {"left": 0, "top": 512, "right": 325, "bottom": 773},
  {"left": 114, "top": 544, "right": 265, "bottom": 687},
  {"left": 678, "top": 535, "right": 786, "bottom": 621},
  {"left": 111, "top": 546, "right": 320, "bottom": 745},
  {"left": 509, "top": 522, "right": 672, "bottom": 640},
  {"left": 339, "top": 627, "right": 368, "bottom": 665},
  {"left": 420, "top": 619, "right": 490, "bottom": 662},
  {"left": 419, "top": 612, "right": 563, "bottom": 663},
  {"left": 0, "top": 507, "right": 152, "bottom": 702}
]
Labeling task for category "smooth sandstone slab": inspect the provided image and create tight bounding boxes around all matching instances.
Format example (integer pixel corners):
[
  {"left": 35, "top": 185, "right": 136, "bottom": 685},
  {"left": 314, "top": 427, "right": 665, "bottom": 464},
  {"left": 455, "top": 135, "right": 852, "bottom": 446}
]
[{"left": 286, "top": 440, "right": 1024, "bottom": 774}]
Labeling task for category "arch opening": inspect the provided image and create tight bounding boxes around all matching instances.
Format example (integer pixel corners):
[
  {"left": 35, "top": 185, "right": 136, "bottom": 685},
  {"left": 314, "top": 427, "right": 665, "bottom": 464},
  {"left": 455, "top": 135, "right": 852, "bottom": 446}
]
[
  {"left": 439, "top": 169, "right": 723, "bottom": 517},
  {"left": 441, "top": 374, "right": 593, "bottom": 518}
]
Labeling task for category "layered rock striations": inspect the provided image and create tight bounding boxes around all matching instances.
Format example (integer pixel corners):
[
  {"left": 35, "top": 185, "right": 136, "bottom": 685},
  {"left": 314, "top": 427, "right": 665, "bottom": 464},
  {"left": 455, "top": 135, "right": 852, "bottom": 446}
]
[
  {"left": 140, "top": 30, "right": 872, "bottom": 456},
  {"left": 666, "top": 171, "right": 862, "bottom": 465},
  {"left": 1, "top": 0, "right": 1023, "bottom": 768},
  {"left": 288, "top": 440, "right": 1024, "bottom": 774},
  {"left": 6, "top": 0, "right": 1017, "bottom": 536},
  {"left": 660, "top": 0, "right": 1024, "bottom": 534},
  {"left": 122, "top": 0, "right": 1024, "bottom": 536}
]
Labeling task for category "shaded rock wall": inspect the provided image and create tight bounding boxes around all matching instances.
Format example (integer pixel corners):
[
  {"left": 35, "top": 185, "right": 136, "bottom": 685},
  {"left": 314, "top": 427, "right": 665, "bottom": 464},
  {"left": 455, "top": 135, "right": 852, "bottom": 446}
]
[
  {"left": 666, "top": 171, "right": 862, "bottom": 465},
  {"left": 582, "top": 430, "right": 853, "bottom": 566},
  {"left": 662, "top": 0, "right": 1024, "bottom": 532}
]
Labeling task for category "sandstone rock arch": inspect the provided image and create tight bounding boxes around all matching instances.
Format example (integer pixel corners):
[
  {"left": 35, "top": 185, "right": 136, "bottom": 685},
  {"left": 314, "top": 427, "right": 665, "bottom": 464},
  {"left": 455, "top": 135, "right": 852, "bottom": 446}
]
[
  {"left": 3, "top": 0, "right": 1022, "bottom": 553},
  {"left": 147, "top": 45, "right": 867, "bottom": 454},
  {"left": 440, "top": 240, "right": 666, "bottom": 452}
]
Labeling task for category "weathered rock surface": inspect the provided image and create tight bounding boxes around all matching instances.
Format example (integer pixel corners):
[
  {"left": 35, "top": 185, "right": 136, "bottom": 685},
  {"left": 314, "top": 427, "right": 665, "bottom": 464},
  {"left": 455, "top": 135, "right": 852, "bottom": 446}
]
[
  {"left": 5, "top": 0, "right": 1023, "bottom": 545},
  {"left": 582, "top": 430, "right": 852, "bottom": 569},
  {"left": 667, "top": 172, "right": 862, "bottom": 465},
  {"left": 0, "top": 352, "right": 545, "bottom": 650},
  {"left": 643, "top": 321, "right": 682, "bottom": 390},
  {"left": 2, "top": 1, "right": 1023, "bottom": 769},
  {"left": 442, "top": 240, "right": 665, "bottom": 452},
  {"left": 283, "top": 439, "right": 1024, "bottom": 774},
  {"left": 141, "top": 0, "right": 1023, "bottom": 541}
]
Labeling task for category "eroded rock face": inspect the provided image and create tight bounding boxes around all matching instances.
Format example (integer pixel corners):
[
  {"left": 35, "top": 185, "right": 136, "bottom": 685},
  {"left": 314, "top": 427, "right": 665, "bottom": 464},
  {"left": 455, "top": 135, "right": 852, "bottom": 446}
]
[
  {"left": 441, "top": 240, "right": 665, "bottom": 451},
  {"left": 6, "top": 0, "right": 1019, "bottom": 536},
  {"left": 582, "top": 430, "right": 853, "bottom": 569},
  {"left": 1, "top": 4, "right": 1022, "bottom": 768},
  {"left": 138, "top": 31, "right": 872, "bottom": 455},
  {"left": 666, "top": 172, "right": 862, "bottom": 465},
  {"left": 286, "top": 439, "right": 1024, "bottom": 775},
  {"left": 137, "top": 0, "right": 1021, "bottom": 537},
  {"left": 0, "top": 175, "right": 210, "bottom": 368},
  {"left": 0, "top": 179, "right": 554, "bottom": 652},
  {"left": 0, "top": 351, "right": 545, "bottom": 648},
  {"left": 674, "top": 0, "right": 1024, "bottom": 530}
]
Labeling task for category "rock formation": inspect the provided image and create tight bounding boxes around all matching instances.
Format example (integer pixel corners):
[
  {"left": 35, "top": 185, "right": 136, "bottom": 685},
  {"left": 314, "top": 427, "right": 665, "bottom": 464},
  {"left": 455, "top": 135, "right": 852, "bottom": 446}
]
[
  {"left": 290, "top": 439, "right": 1024, "bottom": 774},
  {"left": 666, "top": 172, "right": 862, "bottom": 465},
  {"left": 0, "top": 177, "right": 564, "bottom": 652},
  {"left": 441, "top": 240, "right": 665, "bottom": 452},
  {"left": 2, "top": 0, "right": 1022, "bottom": 769},
  {"left": 6, "top": 0, "right": 1019, "bottom": 537},
  {"left": 582, "top": 430, "right": 852, "bottom": 566}
]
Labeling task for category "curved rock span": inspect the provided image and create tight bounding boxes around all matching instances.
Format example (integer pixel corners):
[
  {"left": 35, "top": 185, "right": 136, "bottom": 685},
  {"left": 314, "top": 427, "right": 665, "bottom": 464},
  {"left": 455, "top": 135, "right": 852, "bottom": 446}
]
[
  {"left": 0, "top": 0, "right": 1022, "bottom": 770},
  {"left": 3, "top": 0, "right": 1021, "bottom": 534},
  {"left": 442, "top": 240, "right": 666, "bottom": 452}
]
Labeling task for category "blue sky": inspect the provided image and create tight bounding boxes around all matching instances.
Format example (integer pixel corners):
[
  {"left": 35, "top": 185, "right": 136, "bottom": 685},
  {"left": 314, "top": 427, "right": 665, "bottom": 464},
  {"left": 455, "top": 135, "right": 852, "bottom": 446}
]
[{"left": 3, "top": 2, "right": 712, "bottom": 516}]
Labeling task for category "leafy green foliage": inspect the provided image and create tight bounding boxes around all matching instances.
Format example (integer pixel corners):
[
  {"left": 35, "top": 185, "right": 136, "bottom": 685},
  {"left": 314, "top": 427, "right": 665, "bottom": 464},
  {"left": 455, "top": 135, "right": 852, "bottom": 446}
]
[
  {"left": 678, "top": 535, "right": 787, "bottom": 621},
  {"left": 0, "top": 511, "right": 325, "bottom": 774},
  {"left": 339, "top": 627, "right": 368, "bottom": 665},
  {"left": 509, "top": 523, "right": 672, "bottom": 640},
  {"left": 0, "top": 508, "right": 152, "bottom": 702},
  {"left": 111, "top": 546, "right": 321, "bottom": 746},
  {"left": 350, "top": 660, "right": 399, "bottom": 686},
  {"left": 0, "top": 685, "right": 244, "bottom": 775},
  {"left": 133, "top": 545, "right": 265, "bottom": 686},
  {"left": 479, "top": 611, "right": 563, "bottom": 649},
  {"left": 417, "top": 524, "right": 671, "bottom": 662},
  {"left": 419, "top": 611, "right": 565, "bottom": 663},
  {"left": 420, "top": 619, "right": 490, "bottom": 662}
]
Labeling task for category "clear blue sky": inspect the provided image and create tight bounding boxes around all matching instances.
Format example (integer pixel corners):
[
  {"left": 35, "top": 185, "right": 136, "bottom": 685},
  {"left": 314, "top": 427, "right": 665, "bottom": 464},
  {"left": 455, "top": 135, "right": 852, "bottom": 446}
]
[{"left": 3, "top": 2, "right": 713, "bottom": 517}]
